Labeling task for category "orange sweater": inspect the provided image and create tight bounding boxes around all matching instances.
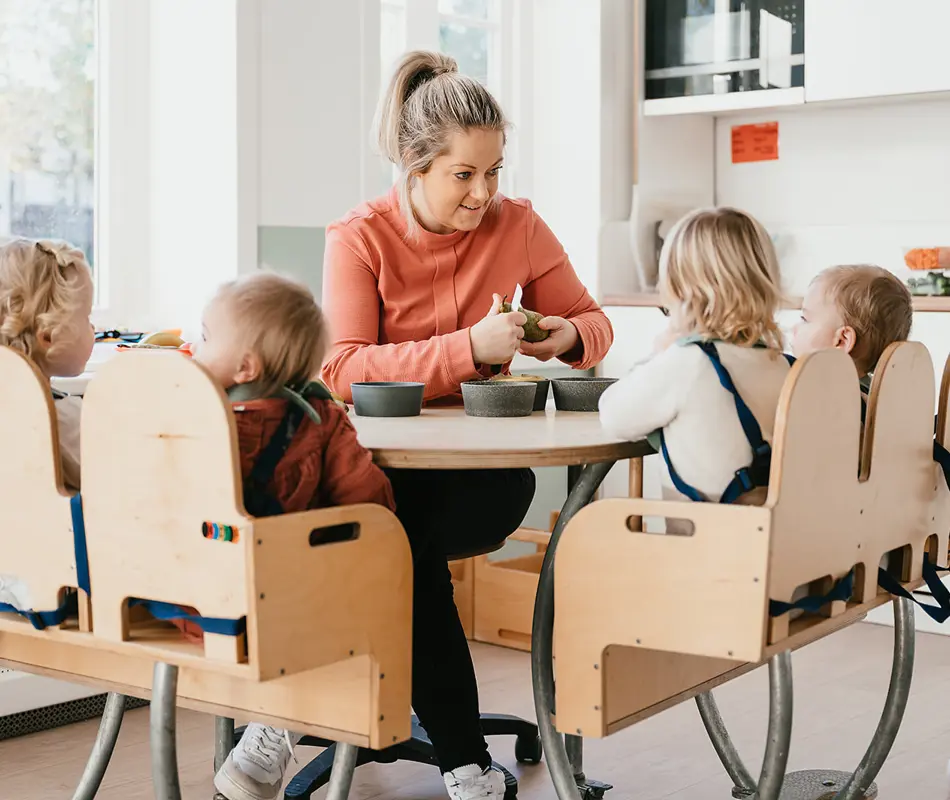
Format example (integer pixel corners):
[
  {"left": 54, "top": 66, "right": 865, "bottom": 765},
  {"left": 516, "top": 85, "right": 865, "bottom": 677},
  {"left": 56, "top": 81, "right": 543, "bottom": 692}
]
[{"left": 322, "top": 189, "right": 614, "bottom": 403}]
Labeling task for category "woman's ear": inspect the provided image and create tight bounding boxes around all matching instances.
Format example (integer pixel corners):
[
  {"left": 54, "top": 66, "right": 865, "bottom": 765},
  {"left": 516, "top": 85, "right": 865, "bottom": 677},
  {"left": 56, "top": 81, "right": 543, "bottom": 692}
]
[
  {"left": 833, "top": 325, "right": 858, "bottom": 355},
  {"left": 233, "top": 351, "right": 262, "bottom": 386}
]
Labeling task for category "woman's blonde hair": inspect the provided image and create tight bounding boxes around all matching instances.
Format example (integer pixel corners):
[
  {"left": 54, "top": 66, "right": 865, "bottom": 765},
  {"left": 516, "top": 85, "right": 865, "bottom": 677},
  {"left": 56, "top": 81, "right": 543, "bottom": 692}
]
[
  {"left": 213, "top": 272, "right": 328, "bottom": 397},
  {"left": 660, "top": 207, "right": 783, "bottom": 349},
  {"left": 376, "top": 50, "right": 508, "bottom": 235},
  {"left": 0, "top": 238, "right": 91, "bottom": 366}
]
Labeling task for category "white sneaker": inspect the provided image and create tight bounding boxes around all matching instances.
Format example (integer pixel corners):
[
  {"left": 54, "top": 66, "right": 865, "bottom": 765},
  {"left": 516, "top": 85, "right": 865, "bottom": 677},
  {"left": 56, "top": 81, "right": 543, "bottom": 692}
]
[
  {"left": 213, "top": 723, "right": 302, "bottom": 800},
  {"left": 443, "top": 764, "right": 506, "bottom": 800}
]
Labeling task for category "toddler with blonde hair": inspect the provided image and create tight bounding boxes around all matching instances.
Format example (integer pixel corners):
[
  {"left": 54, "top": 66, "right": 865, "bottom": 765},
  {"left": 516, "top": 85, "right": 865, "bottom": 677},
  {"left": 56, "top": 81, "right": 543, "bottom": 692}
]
[
  {"left": 0, "top": 238, "right": 94, "bottom": 613},
  {"left": 0, "top": 238, "right": 94, "bottom": 492},
  {"left": 600, "top": 207, "right": 791, "bottom": 508},
  {"left": 190, "top": 272, "right": 395, "bottom": 800}
]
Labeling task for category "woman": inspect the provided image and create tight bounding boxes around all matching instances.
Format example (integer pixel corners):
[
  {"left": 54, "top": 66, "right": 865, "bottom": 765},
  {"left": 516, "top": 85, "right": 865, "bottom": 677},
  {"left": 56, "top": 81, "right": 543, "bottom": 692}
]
[{"left": 326, "top": 51, "right": 612, "bottom": 800}]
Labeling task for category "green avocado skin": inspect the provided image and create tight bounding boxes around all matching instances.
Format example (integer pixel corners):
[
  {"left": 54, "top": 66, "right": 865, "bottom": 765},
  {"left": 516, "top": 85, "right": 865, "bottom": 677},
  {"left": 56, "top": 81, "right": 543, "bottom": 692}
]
[{"left": 499, "top": 302, "right": 550, "bottom": 342}]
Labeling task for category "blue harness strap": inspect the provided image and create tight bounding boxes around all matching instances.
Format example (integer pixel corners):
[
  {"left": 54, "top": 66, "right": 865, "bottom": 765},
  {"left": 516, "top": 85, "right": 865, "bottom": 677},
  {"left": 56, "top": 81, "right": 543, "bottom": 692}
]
[
  {"left": 129, "top": 598, "right": 247, "bottom": 637},
  {"left": 659, "top": 342, "right": 793, "bottom": 504},
  {"left": 877, "top": 556, "right": 950, "bottom": 623},
  {"left": 768, "top": 569, "right": 855, "bottom": 617},
  {"left": 657, "top": 344, "right": 858, "bottom": 617},
  {"left": 71, "top": 493, "right": 90, "bottom": 594},
  {"left": 0, "top": 492, "right": 88, "bottom": 630}
]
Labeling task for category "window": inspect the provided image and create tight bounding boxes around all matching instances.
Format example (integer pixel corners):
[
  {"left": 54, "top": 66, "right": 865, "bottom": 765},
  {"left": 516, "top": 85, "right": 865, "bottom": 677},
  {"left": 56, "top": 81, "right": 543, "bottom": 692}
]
[
  {"left": 0, "top": 0, "right": 96, "bottom": 272},
  {"left": 379, "top": 0, "right": 522, "bottom": 196},
  {"left": 437, "top": 0, "right": 499, "bottom": 93}
]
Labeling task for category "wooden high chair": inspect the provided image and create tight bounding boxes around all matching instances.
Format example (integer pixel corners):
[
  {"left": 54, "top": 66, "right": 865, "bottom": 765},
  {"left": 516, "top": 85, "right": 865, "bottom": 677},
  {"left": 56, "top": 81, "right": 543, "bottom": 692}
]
[
  {"left": 0, "top": 347, "right": 414, "bottom": 800},
  {"left": 535, "top": 343, "right": 949, "bottom": 800}
]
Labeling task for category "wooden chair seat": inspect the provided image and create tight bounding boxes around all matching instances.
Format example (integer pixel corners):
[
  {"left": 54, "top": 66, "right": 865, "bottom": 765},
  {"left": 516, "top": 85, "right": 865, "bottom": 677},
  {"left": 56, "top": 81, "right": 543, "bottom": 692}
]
[
  {"left": 0, "top": 347, "right": 414, "bottom": 750},
  {"left": 552, "top": 343, "right": 950, "bottom": 739}
]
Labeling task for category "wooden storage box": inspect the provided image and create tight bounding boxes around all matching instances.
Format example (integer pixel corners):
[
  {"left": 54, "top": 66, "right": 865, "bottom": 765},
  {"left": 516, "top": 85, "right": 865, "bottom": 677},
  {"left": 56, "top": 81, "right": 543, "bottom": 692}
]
[{"left": 473, "top": 529, "right": 549, "bottom": 651}]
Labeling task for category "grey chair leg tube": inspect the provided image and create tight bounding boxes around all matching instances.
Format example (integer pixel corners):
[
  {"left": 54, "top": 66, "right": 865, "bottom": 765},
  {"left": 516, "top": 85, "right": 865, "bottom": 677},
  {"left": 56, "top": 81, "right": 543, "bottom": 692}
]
[
  {"left": 71, "top": 692, "right": 126, "bottom": 800},
  {"left": 695, "top": 691, "right": 756, "bottom": 796},
  {"left": 213, "top": 716, "right": 236, "bottom": 773},
  {"left": 755, "top": 651, "right": 794, "bottom": 800},
  {"left": 835, "top": 596, "right": 915, "bottom": 800},
  {"left": 150, "top": 662, "right": 182, "bottom": 800},
  {"left": 325, "top": 742, "right": 359, "bottom": 800},
  {"left": 532, "top": 461, "right": 615, "bottom": 800}
]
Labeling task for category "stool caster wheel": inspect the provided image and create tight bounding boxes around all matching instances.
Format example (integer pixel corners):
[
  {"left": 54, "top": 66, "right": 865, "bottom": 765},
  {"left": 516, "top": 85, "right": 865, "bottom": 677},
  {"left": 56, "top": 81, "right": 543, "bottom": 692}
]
[{"left": 515, "top": 732, "right": 543, "bottom": 764}]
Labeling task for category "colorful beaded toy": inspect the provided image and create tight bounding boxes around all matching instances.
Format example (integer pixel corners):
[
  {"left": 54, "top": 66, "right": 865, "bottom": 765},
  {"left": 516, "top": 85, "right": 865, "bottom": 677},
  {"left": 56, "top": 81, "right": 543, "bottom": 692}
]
[{"left": 201, "top": 521, "right": 240, "bottom": 543}]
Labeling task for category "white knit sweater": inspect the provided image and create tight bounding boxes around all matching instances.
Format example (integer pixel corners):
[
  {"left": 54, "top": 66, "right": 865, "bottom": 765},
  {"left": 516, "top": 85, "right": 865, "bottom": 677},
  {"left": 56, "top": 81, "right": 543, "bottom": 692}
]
[{"left": 599, "top": 341, "right": 791, "bottom": 502}]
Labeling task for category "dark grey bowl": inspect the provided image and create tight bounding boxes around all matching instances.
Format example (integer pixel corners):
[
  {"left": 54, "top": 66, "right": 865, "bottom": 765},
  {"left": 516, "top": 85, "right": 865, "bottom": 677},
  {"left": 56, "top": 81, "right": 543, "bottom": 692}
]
[
  {"left": 462, "top": 380, "right": 536, "bottom": 418},
  {"left": 493, "top": 375, "right": 550, "bottom": 411},
  {"left": 351, "top": 381, "right": 424, "bottom": 417},
  {"left": 551, "top": 377, "right": 618, "bottom": 412}
]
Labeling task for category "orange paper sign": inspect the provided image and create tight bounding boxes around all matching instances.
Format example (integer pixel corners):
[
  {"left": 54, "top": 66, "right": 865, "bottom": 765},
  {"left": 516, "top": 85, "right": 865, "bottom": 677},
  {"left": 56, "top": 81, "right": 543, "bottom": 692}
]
[{"left": 731, "top": 122, "right": 779, "bottom": 164}]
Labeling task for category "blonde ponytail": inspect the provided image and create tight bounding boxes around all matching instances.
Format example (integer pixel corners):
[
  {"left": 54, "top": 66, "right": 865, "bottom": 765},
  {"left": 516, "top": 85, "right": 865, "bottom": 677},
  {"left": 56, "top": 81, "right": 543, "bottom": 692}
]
[{"left": 374, "top": 49, "right": 508, "bottom": 235}]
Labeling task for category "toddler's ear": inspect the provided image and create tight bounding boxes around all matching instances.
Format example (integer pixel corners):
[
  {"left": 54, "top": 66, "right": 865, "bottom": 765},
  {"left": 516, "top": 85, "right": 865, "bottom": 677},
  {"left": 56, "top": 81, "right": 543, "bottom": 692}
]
[
  {"left": 233, "top": 351, "right": 262, "bottom": 386},
  {"left": 834, "top": 325, "right": 858, "bottom": 356}
]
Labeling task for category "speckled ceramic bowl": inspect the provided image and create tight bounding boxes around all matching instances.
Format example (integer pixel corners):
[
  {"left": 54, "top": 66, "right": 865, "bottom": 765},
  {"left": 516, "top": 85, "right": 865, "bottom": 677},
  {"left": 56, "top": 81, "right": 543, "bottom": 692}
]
[
  {"left": 551, "top": 377, "right": 618, "bottom": 412},
  {"left": 491, "top": 374, "right": 550, "bottom": 411},
  {"left": 461, "top": 380, "right": 536, "bottom": 418}
]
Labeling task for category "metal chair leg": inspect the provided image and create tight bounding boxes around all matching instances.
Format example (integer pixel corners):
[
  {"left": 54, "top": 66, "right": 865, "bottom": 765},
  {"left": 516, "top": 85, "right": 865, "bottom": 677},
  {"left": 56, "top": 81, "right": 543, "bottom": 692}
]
[
  {"left": 834, "top": 596, "right": 915, "bottom": 800},
  {"left": 150, "top": 662, "right": 182, "bottom": 800},
  {"left": 325, "top": 742, "right": 359, "bottom": 800},
  {"left": 756, "top": 651, "right": 794, "bottom": 800},
  {"left": 72, "top": 692, "right": 127, "bottom": 800},
  {"left": 695, "top": 691, "right": 756, "bottom": 797},
  {"left": 213, "top": 716, "right": 235, "bottom": 773},
  {"left": 532, "top": 461, "right": 615, "bottom": 800}
]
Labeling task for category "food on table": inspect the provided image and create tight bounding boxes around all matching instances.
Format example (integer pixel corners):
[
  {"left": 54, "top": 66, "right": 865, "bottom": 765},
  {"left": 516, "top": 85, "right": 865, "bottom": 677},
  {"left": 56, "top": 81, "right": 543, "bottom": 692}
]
[
  {"left": 140, "top": 330, "right": 185, "bottom": 348},
  {"left": 491, "top": 373, "right": 545, "bottom": 383}
]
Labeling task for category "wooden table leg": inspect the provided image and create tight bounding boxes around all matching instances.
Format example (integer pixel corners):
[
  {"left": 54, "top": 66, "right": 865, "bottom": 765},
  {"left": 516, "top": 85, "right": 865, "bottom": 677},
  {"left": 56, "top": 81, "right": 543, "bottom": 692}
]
[{"left": 628, "top": 456, "right": 644, "bottom": 532}]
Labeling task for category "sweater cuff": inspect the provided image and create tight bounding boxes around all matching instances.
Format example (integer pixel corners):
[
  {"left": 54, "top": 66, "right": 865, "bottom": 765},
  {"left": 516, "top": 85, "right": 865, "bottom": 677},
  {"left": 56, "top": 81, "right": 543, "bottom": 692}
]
[
  {"left": 442, "top": 328, "right": 480, "bottom": 385},
  {"left": 560, "top": 316, "right": 595, "bottom": 370}
]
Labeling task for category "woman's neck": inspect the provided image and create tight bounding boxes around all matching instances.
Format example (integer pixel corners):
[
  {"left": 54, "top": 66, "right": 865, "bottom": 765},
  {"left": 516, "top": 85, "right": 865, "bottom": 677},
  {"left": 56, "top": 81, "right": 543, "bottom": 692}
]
[{"left": 408, "top": 184, "right": 456, "bottom": 235}]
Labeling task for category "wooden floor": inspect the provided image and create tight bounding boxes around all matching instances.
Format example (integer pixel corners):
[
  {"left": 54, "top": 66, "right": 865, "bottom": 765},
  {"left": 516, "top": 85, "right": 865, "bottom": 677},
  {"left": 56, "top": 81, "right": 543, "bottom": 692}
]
[{"left": 3, "top": 621, "right": 950, "bottom": 799}]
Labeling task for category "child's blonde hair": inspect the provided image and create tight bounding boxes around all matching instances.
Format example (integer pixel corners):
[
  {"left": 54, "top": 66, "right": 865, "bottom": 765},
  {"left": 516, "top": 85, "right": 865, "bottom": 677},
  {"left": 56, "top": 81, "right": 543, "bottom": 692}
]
[
  {"left": 660, "top": 207, "right": 783, "bottom": 349},
  {"left": 815, "top": 264, "right": 913, "bottom": 375},
  {"left": 213, "top": 272, "right": 327, "bottom": 397},
  {"left": 0, "top": 238, "right": 91, "bottom": 366},
  {"left": 376, "top": 50, "right": 508, "bottom": 235}
]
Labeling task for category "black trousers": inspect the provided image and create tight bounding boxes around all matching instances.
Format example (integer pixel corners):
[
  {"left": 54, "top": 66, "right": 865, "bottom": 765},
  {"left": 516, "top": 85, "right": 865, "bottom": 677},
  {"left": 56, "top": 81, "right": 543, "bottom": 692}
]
[{"left": 384, "top": 467, "right": 537, "bottom": 772}]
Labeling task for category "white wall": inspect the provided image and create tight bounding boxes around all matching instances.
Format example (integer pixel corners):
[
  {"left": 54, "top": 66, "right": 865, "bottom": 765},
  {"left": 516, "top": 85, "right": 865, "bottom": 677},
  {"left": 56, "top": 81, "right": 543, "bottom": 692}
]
[
  {"left": 715, "top": 95, "right": 950, "bottom": 296},
  {"left": 149, "top": 0, "right": 251, "bottom": 332},
  {"left": 259, "top": 0, "right": 381, "bottom": 227}
]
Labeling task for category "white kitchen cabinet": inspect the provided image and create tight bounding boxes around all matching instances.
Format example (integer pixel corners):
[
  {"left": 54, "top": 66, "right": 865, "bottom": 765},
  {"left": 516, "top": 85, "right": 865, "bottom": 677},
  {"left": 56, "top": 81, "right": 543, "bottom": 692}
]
[{"left": 806, "top": 0, "right": 950, "bottom": 103}]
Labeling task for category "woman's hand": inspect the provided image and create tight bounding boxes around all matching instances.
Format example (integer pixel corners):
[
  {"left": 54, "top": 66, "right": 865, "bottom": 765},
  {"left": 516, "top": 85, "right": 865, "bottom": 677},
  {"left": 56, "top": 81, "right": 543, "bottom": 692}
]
[
  {"left": 518, "top": 316, "right": 579, "bottom": 362},
  {"left": 470, "top": 293, "right": 527, "bottom": 365}
]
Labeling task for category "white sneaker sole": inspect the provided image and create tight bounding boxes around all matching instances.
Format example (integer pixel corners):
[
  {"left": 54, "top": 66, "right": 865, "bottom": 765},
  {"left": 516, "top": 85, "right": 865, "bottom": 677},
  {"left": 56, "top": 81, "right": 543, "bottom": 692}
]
[{"left": 213, "top": 763, "right": 281, "bottom": 800}]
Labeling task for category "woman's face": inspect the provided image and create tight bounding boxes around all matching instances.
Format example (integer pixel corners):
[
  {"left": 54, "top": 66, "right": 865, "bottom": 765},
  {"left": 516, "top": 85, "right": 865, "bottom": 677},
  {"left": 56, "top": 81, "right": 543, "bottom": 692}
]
[{"left": 411, "top": 128, "right": 505, "bottom": 235}]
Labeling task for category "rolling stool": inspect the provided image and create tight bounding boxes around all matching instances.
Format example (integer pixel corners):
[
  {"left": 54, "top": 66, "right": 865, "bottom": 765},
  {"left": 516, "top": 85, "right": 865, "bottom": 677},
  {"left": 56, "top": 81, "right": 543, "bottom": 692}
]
[{"left": 221, "top": 544, "right": 543, "bottom": 800}]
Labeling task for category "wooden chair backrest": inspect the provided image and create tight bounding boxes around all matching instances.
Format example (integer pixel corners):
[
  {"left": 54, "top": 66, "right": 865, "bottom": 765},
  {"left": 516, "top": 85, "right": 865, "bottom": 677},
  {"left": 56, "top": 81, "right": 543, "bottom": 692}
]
[
  {"left": 81, "top": 351, "right": 251, "bottom": 644},
  {"left": 768, "top": 343, "right": 941, "bottom": 616},
  {"left": 0, "top": 347, "right": 79, "bottom": 621}
]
